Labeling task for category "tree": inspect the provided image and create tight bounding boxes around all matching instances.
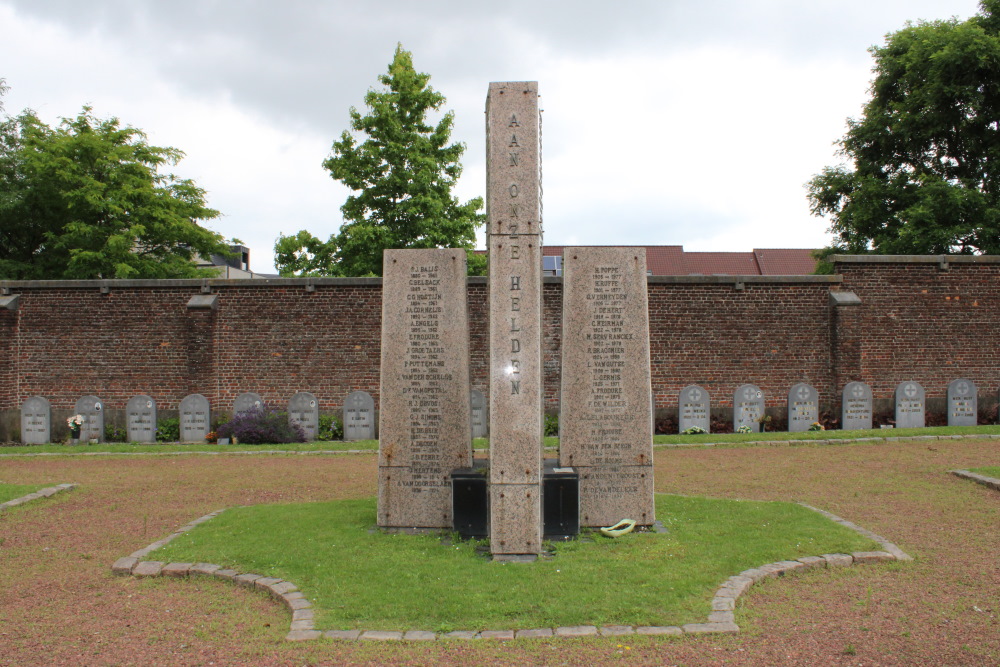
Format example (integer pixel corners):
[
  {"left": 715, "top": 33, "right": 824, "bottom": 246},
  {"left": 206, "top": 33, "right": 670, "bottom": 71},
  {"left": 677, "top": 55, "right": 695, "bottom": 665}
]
[
  {"left": 275, "top": 44, "right": 484, "bottom": 277},
  {"left": 0, "top": 99, "right": 229, "bottom": 280},
  {"left": 808, "top": 0, "right": 1000, "bottom": 261}
]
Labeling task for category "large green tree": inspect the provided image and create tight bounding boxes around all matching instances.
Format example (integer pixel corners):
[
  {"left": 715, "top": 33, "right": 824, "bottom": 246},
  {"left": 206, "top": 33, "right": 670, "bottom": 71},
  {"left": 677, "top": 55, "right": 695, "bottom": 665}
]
[
  {"left": 808, "top": 0, "right": 1000, "bottom": 260},
  {"left": 0, "top": 96, "right": 228, "bottom": 280},
  {"left": 275, "top": 45, "right": 485, "bottom": 277}
]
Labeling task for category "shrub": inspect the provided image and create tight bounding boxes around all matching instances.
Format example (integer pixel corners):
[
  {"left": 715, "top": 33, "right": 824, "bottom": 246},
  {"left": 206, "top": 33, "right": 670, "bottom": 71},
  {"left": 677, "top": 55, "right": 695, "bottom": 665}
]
[
  {"left": 156, "top": 418, "right": 180, "bottom": 442},
  {"left": 318, "top": 415, "right": 343, "bottom": 441},
  {"left": 104, "top": 423, "right": 128, "bottom": 442},
  {"left": 216, "top": 404, "right": 306, "bottom": 444},
  {"left": 544, "top": 414, "right": 559, "bottom": 437}
]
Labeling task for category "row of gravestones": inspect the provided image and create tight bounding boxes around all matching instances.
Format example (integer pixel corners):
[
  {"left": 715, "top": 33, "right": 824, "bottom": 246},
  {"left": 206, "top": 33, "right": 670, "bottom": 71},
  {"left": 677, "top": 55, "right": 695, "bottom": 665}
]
[
  {"left": 20, "top": 390, "right": 385, "bottom": 444},
  {"left": 679, "top": 378, "right": 980, "bottom": 433}
]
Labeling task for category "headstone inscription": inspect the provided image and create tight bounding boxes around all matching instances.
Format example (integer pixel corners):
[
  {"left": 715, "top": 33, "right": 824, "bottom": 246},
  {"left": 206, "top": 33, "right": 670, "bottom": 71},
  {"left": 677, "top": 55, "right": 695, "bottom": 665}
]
[
  {"left": 343, "top": 391, "right": 375, "bottom": 441},
  {"left": 470, "top": 389, "right": 488, "bottom": 438},
  {"left": 841, "top": 382, "right": 873, "bottom": 430},
  {"left": 787, "top": 383, "right": 819, "bottom": 433},
  {"left": 894, "top": 381, "right": 925, "bottom": 428},
  {"left": 74, "top": 395, "right": 104, "bottom": 442},
  {"left": 288, "top": 392, "right": 319, "bottom": 440},
  {"left": 733, "top": 384, "right": 764, "bottom": 432},
  {"left": 560, "top": 247, "right": 656, "bottom": 527},
  {"left": 233, "top": 392, "right": 263, "bottom": 415},
  {"left": 377, "top": 248, "right": 473, "bottom": 529},
  {"left": 20, "top": 396, "right": 50, "bottom": 444},
  {"left": 678, "top": 385, "right": 710, "bottom": 433},
  {"left": 947, "top": 378, "right": 977, "bottom": 426},
  {"left": 179, "top": 394, "right": 211, "bottom": 442},
  {"left": 126, "top": 395, "right": 157, "bottom": 443},
  {"left": 486, "top": 81, "right": 544, "bottom": 558}
]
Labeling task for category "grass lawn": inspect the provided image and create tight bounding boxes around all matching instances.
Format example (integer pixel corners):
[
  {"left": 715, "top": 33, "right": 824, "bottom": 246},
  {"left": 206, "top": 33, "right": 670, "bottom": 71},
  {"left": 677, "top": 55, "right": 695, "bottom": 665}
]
[
  {"left": 0, "top": 482, "right": 46, "bottom": 503},
  {"left": 968, "top": 466, "right": 1000, "bottom": 478},
  {"left": 153, "top": 494, "right": 877, "bottom": 631}
]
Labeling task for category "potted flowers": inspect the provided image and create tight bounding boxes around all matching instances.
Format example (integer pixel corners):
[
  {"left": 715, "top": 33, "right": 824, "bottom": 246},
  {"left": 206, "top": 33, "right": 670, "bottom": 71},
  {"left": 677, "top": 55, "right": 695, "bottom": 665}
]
[{"left": 67, "top": 414, "right": 84, "bottom": 443}]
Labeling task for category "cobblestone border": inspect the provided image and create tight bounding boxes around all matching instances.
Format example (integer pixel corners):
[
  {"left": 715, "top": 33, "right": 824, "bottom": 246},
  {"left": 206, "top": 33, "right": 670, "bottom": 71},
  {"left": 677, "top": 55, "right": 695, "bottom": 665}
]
[
  {"left": 111, "top": 504, "right": 911, "bottom": 642},
  {"left": 950, "top": 469, "right": 1000, "bottom": 491},
  {"left": 0, "top": 483, "right": 76, "bottom": 510}
]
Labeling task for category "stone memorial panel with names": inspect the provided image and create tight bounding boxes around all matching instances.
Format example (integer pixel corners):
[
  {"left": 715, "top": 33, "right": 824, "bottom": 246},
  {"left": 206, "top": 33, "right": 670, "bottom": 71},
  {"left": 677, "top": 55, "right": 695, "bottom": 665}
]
[
  {"left": 841, "top": 382, "right": 873, "bottom": 430},
  {"left": 734, "top": 384, "right": 764, "bottom": 433},
  {"left": 344, "top": 391, "right": 375, "bottom": 441},
  {"left": 947, "top": 378, "right": 977, "bottom": 427},
  {"left": 560, "top": 247, "right": 655, "bottom": 527},
  {"left": 378, "top": 248, "right": 472, "bottom": 529},
  {"left": 126, "top": 395, "right": 157, "bottom": 443},
  {"left": 288, "top": 392, "right": 319, "bottom": 440},
  {"left": 179, "top": 394, "right": 211, "bottom": 442},
  {"left": 20, "top": 396, "right": 50, "bottom": 444},
  {"left": 787, "top": 383, "right": 818, "bottom": 433},
  {"left": 75, "top": 395, "right": 104, "bottom": 442},
  {"left": 234, "top": 392, "right": 263, "bottom": 415},
  {"left": 678, "top": 385, "right": 710, "bottom": 433},
  {"left": 470, "top": 389, "right": 487, "bottom": 438},
  {"left": 895, "top": 381, "right": 925, "bottom": 428}
]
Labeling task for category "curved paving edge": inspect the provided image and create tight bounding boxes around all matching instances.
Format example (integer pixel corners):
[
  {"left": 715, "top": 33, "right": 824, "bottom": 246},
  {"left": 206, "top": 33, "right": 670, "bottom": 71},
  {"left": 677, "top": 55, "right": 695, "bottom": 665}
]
[
  {"left": 950, "top": 469, "right": 1000, "bottom": 491},
  {"left": 111, "top": 505, "right": 913, "bottom": 642},
  {"left": 0, "top": 483, "right": 77, "bottom": 510}
]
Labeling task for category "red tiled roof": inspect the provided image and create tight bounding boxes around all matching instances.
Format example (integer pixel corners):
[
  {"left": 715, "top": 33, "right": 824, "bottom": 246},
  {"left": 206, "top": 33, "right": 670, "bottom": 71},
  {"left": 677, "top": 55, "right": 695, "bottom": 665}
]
[
  {"left": 683, "top": 252, "right": 760, "bottom": 276},
  {"left": 753, "top": 248, "right": 820, "bottom": 275}
]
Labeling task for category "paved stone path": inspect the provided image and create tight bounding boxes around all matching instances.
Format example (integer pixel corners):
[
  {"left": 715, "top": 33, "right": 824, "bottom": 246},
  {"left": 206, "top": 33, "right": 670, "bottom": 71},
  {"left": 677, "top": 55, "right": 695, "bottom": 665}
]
[{"left": 0, "top": 483, "right": 76, "bottom": 510}]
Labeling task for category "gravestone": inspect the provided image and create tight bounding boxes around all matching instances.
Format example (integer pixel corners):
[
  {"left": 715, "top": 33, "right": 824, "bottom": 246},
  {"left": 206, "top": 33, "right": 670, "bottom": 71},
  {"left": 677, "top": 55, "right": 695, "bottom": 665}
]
[
  {"left": 74, "top": 395, "right": 104, "bottom": 442},
  {"left": 377, "top": 248, "right": 472, "bottom": 529},
  {"left": 486, "top": 81, "right": 544, "bottom": 558},
  {"left": 947, "top": 378, "right": 977, "bottom": 427},
  {"left": 733, "top": 384, "right": 764, "bottom": 433},
  {"left": 288, "top": 392, "right": 319, "bottom": 440},
  {"left": 233, "top": 392, "right": 263, "bottom": 415},
  {"left": 787, "top": 383, "right": 819, "bottom": 433},
  {"left": 841, "top": 382, "right": 873, "bottom": 430},
  {"left": 894, "top": 381, "right": 925, "bottom": 428},
  {"left": 179, "top": 394, "right": 211, "bottom": 442},
  {"left": 343, "top": 391, "right": 375, "bottom": 441},
  {"left": 560, "top": 247, "right": 656, "bottom": 527},
  {"left": 678, "top": 385, "right": 710, "bottom": 433},
  {"left": 20, "top": 396, "right": 51, "bottom": 444},
  {"left": 470, "top": 389, "right": 488, "bottom": 438},
  {"left": 126, "top": 395, "right": 157, "bottom": 443}
]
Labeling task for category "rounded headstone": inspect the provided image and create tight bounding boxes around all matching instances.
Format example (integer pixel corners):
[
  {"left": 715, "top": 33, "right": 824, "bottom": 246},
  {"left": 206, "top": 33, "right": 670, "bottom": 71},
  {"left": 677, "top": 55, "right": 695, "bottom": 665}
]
[
  {"left": 841, "top": 382, "right": 873, "bottom": 430},
  {"left": 787, "top": 383, "right": 819, "bottom": 433},
  {"left": 288, "top": 391, "right": 319, "bottom": 441},
  {"left": 947, "top": 378, "right": 977, "bottom": 427},
  {"left": 678, "top": 385, "right": 710, "bottom": 433},
  {"left": 343, "top": 390, "right": 375, "bottom": 441},
  {"left": 233, "top": 392, "right": 263, "bottom": 415},
  {"left": 20, "top": 396, "right": 51, "bottom": 444},
  {"left": 894, "top": 381, "right": 925, "bottom": 428},
  {"left": 179, "top": 393, "right": 211, "bottom": 443},
  {"left": 74, "top": 395, "right": 104, "bottom": 443},
  {"left": 733, "top": 384, "right": 764, "bottom": 433},
  {"left": 126, "top": 395, "right": 157, "bottom": 443}
]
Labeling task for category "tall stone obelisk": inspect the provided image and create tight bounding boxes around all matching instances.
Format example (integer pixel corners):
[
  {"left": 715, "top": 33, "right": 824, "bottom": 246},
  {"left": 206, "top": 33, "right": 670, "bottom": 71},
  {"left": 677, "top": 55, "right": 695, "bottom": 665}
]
[{"left": 486, "top": 82, "right": 543, "bottom": 559}]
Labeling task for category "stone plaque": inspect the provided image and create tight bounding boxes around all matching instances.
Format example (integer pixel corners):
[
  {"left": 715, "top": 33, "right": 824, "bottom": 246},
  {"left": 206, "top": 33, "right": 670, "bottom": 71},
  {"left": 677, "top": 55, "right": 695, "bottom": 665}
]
[
  {"left": 787, "top": 383, "right": 819, "bottom": 433},
  {"left": 894, "top": 381, "right": 925, "bottom": 428},
  {"left": 841, "top": 382, "right": 873, "bottom": 430},
  {"left": 947, "top": 378, "right": 977, "bottom": 427},
  {"left": 559, "top": 247, "right": 655, "bottom": 527},
  {"left": 74, "top": 395, "right": 104, "bottom": 442},
  {"left": 486, "top": 81, "right": 543, "bottom": 557},
  {"left": 470, "top": 389, "right": 488, "bottom": 438},
  {"left": 179, "top": 394, "right": 211, "bottom": 442},
  {"left": 343, "top": 391, "right": 375, "bottom": 441},
  {"left": 20, "top": 396, "right": 50, "bottom": 444},
  {"left": 733, "top": 384, "right": 764, "bottom": 433},
  {"left": 234, "top": 392, "right": 263, "bottom": 415},
  {"left": 288, "top": 391, "right": 319, "bottom": 441},
  {"left": 377, "top": 248, "right": 472, "bottom": 529},
  {"left": 126, "top": 395, "right": 157, "bottom": 443},
  {"left": 678, "top": 385, "right": 710, "bottom": 433}
]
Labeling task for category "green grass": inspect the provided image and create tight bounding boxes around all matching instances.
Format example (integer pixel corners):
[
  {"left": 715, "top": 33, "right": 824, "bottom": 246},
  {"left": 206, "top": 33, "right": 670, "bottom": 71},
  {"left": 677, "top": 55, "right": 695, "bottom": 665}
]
[
  {"left": 968, "top": 466, "right": 1000, "bottom": 478},
  {"left": 153, "top": 494, "right": 878, "bottom": 631},
  {"left": 0, "top": 482, "right": 46, "bottom": 503}
]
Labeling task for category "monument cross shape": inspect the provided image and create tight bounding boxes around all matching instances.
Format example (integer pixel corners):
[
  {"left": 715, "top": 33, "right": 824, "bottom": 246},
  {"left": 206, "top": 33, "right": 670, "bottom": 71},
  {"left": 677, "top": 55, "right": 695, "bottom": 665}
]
[
  {"left": 852, "top": 385, "right": 865, "bottom": 398},
  {"left": 904, "top": 383, "right": 917, "bottom": 398},
  {"left": 689, "top": 388, "right": 702, "bottom": 402},
  {"left": 796, "top": 386, "right": 810, "bottom": 400},
  {"left": 956, "top": 381, "right": 970, "bottom": 395},
  {"left": 743, "top": 388, "right": 756, "bottom": 401}
]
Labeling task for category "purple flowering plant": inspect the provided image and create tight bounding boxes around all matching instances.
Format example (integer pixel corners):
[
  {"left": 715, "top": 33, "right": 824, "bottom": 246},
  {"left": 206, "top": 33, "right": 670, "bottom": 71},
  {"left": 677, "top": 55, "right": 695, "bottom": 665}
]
[{"left": 216, "top": 403, "right": 306, "bottom": 444}]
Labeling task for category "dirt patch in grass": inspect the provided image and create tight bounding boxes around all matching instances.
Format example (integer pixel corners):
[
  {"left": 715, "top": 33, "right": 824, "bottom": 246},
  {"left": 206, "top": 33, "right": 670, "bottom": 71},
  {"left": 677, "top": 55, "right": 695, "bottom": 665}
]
[{"left": 0, "top": 439, "right": 997, "bottom": 665}]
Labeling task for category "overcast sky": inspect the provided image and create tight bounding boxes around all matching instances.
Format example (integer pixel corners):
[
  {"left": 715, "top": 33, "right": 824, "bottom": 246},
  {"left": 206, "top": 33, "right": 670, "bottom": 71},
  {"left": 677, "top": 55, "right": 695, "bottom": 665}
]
[{"left": 0, "top": 0, "right": 984, "bottom": 275}]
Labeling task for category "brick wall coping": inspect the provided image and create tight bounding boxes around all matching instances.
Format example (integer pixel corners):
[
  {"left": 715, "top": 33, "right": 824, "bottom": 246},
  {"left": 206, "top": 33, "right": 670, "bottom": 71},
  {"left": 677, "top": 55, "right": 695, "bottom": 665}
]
[
  {"left": 112, "top": 499, "right": 910, "bottom": 642},
  {"left": 832, "top": 254, "right": 1000, "bottom": 265}
]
